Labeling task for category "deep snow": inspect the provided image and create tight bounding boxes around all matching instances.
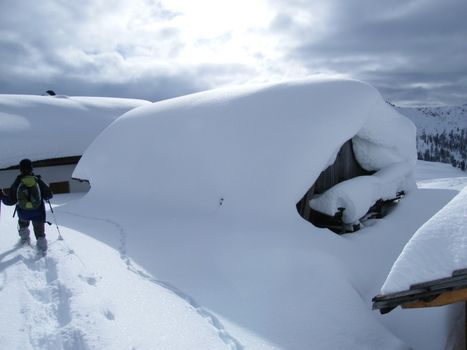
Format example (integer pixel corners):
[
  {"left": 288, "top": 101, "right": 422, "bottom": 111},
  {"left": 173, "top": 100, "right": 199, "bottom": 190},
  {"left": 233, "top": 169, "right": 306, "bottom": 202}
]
[
  {"left": 1, "top": 160, "right": 465, "bottom": 349},
  {"left": 74, "top": 78, "right": 416, "bottom": 224},
  {"left": 0, "top": 203, "right": 230, "bottom": 350},
  {"left": 1, "top": 79, "right": 465, "bottom": 349}
]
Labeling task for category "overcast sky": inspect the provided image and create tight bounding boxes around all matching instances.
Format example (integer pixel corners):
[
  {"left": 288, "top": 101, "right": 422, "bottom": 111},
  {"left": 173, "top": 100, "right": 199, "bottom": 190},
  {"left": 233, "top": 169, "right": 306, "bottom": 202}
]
[{"left": 1, "top": 0, "right": 466, "bottom": 106}]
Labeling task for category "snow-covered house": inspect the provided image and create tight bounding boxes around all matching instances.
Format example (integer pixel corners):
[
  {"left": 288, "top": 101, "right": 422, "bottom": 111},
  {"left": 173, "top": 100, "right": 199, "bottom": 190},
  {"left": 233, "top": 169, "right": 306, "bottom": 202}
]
[
  {"left": 0, "top": 94, "right": 150, "bottom": 193},
  {"left": 3, "top": 79, "right": 453, "bottom": 349},
  {"left": 74, "top": 78, "right": 416, "bottom": 232},
  {"left": 373, "top": 185, "right": 467, "bottom": 313},
  {"left": 64, "top": 78, "right": 423, "bottom": 349}
]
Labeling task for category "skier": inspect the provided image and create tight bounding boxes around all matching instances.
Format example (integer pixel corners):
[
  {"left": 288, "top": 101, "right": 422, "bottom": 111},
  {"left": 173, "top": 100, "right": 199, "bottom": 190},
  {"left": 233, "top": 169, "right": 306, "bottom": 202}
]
[{"left": 0, "top": 159, "right": 53, "bottom": 251}]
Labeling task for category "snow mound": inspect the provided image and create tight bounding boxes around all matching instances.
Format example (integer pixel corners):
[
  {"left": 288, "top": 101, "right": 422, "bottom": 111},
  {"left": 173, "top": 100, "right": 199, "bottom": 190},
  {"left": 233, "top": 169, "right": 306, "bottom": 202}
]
[
  {"left": 63, "top": 79, "right": 429, "bottom": 349},
  {"left": 381, "top": 185, "right": 467, "bottom": 294},
  {"left": 0, "top": 94, "right": 150, "bottom": 168},
  {"left": 75, "top": 78, "right": 415, "bottom": 223},
  {"left": 353, "top": 101, "right": 417, "bottom": 171}
]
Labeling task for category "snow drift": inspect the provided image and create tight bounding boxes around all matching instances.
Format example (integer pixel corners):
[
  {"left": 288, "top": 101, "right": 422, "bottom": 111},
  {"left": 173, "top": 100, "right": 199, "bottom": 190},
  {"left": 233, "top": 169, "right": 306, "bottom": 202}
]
[
  {"left": 75, "top": 78, "right": 416, "bottom": 224},
  {"left": 67, "top": 78, "right": 420, "bottom": 349},
  {"left": 381, "top": 185, "right": 467, "bottom": 294},
  {"left": 0, "top": 94, "right": 150, "bottom": 169}
]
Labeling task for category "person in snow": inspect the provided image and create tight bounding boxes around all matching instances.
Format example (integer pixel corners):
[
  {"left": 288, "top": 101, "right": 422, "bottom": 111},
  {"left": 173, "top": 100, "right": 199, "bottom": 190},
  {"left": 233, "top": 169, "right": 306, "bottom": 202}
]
[{"left": 0, "top": 159, "right": 53, "bottom": 251}]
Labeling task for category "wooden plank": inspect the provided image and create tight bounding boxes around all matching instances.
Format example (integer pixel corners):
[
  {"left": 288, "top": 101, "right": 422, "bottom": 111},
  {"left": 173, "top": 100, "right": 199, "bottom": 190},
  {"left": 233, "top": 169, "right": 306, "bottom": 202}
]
[
  {"left": 373, "top": 291, "right": 436, "bottom": 310},
  {"left": 410, "top": 274, "right": 467, "bottom": 290},
  {"left": 453, "top": 268, "right": 467, "bottom": 277},
  {"left": 410, "top": 275, "right": 467, "bottom": 290},
  {"left": 313, "top": 140, "right": 373, "bottom": 194},
  {"left": 49, "top": 181, "right": 70, "bottom": 194},
  {"left": 374, "top": 283, "right": 467, "bottom": 311},
  {"left": 0, "top": 156, "right": 81, "bottom": 170},
  {"left": 402, "top": 288, "right": 467, "bottom": 308},
  {"left": 373, "top": 288, "right": 428, "bottom": 303},
  {"left": 429, "top": 279, "right": 467, "bottom": 292},
  {"left": 374, "top": 273, "right": 467, "bottom": 314}
]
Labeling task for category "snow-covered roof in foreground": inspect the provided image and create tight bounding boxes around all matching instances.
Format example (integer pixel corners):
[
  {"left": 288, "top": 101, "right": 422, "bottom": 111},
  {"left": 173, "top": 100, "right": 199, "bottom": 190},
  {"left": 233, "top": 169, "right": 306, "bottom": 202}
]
[
  {"left": 75, "top": 78, "right": 416, "bottom": 222},
  {"left": 381, "top": 185, "right": 467, "bottom": 294},
  {"left": 0, "top": 94, "right": 150, "bottom": 168}
]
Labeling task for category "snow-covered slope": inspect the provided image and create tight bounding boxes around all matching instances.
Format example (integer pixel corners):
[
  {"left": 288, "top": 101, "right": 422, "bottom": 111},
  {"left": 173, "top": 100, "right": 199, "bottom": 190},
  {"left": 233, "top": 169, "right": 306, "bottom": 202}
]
[
  {"left": 0, "top": 203, "right": 231, "bottom": 350},
  {"left": 397, "top": 105, "right": 467, "bottom": 133},
  {"left": 0, "top": 94, "right": 150, "bottom": 168},
  {"left": 2, "top": 160, "right": 466, "bottom": 349},
  {"left": 1, "top": 80, "right": 465, "bottom": 349},
  {"left": 396, "top": 104, "right": 467, "bottom": 171}
]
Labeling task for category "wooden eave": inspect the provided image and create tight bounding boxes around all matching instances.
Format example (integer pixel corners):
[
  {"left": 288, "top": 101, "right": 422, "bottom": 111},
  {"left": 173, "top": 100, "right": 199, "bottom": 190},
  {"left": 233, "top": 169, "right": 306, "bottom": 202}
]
[
  {"left": 0, "top": 155, "right": 81, "bottom": 171},
  {"left": 372, "top": 268, "right": 467, "bottom": 314}
]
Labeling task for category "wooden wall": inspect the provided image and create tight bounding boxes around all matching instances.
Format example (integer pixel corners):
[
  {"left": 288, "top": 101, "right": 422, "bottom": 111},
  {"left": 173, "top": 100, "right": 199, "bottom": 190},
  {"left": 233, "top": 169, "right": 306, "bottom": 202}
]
[{"left": 297, "top": 139, "right": 373, "bottom": 221}]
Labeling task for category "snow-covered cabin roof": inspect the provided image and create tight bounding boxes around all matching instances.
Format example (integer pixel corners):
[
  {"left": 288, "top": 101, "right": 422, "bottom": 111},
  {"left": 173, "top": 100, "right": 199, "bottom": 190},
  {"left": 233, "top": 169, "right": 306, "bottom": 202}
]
[
  {"left": 381, "top": 185, "right": 467, "bottom": 295},
  {"left": 74, "top": 78, "right": 416, "bottom": 223},
  {"left": 0, "top": 94, "right": 150, "bottom": 169}
]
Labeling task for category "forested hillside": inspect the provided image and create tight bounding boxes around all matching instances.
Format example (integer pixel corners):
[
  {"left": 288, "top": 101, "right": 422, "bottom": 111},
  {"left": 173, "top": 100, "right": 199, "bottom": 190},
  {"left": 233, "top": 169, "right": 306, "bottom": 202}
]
[{"left": 396, "top": 104, "right": 467, "bottom": 171}]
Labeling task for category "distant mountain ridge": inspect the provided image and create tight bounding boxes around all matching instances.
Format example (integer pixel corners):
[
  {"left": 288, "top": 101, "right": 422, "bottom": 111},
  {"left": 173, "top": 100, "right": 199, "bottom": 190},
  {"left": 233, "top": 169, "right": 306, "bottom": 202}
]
[{"left": 395, "top": 103, "right": 467, "bottom": 171}]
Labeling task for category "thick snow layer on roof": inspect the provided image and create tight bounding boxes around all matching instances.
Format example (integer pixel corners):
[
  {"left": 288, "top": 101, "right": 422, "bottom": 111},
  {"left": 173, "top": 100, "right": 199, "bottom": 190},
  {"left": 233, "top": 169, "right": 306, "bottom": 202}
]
[
  {"left": 0, "top": 94, "right": 150, "bottom": 168},
  {"left": 74, "top": 78, "right": 416, "bottom": 221},
  {"left": 353, "top": 101, "right": 417, "bottom": 171},
  {"left": 381, "top": 185, "right": 467, "bottom": 294}
]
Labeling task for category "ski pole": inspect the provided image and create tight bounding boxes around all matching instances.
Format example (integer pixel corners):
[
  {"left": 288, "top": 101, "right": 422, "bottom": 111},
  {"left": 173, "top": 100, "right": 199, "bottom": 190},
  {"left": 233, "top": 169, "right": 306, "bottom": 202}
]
[
  {"left": 0, "top": 189, "right": 5, "bottom": 219},
  {"left": 47, "top": 200, "right": 63, "bottom": 241}
]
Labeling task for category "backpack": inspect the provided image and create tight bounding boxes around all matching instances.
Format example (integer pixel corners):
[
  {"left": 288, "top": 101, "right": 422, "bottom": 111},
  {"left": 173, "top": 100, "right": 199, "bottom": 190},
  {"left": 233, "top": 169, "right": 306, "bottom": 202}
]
[{"left": 17, "top": 175, "right": 42, "bottom": 210}]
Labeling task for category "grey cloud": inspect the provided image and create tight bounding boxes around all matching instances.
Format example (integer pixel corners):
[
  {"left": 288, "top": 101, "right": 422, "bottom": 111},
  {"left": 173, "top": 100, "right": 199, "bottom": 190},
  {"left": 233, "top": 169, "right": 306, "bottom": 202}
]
[
  {"left": 0, "top": 68, "right": 204, "bottom": 102},
  {"left": 1, "top": 0, "right": 466, "bottom": 106},
  {"left": 269, "top": 0, "right": 467, "bottom": 106},
  {"left": 0, "top": 0, "right": 206, "bottom": 100}
]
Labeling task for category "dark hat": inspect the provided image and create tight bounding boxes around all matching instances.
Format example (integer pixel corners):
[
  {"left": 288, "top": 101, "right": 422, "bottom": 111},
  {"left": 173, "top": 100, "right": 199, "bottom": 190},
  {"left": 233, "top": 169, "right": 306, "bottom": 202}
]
[{"left": 19, "top": 158, "right": 33, "bottom": 174}]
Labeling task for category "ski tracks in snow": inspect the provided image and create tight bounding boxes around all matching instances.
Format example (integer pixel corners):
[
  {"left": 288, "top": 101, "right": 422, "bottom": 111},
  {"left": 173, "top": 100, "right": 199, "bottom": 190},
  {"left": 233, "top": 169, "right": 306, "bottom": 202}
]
[{"left": 59, "top": 210, "right": 243, "bottom": 350}]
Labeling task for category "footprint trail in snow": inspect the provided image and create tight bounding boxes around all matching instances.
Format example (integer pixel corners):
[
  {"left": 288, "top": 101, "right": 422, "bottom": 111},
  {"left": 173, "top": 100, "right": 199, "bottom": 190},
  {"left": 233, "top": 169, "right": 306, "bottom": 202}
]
[{"left": 0, "top": 204, "right": 232, "bottom": 350}]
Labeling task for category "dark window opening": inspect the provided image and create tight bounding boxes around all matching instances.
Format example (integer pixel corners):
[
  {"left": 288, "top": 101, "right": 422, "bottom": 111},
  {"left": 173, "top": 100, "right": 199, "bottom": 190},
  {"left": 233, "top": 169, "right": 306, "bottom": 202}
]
[{"left": 296, "top": 139, "right": 373, "bottom": 233}]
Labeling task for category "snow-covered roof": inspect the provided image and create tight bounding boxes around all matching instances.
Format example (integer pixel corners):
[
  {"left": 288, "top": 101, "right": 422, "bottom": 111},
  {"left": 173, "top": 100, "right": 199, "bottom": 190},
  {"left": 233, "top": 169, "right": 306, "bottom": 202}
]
[
  {"left": 75, "top": 78, "right": 416, "bottom": 222},
  {"left": 0, "top": 94, "right": 150, "bottom": 169},
  {"left": 381, "top": 185, "right": 467, "bottom": 294}
]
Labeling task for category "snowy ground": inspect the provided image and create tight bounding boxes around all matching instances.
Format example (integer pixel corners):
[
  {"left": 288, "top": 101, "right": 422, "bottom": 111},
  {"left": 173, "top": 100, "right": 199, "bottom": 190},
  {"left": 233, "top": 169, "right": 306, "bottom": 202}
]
[
  {"left": 1, "top": 160, "right": 466, "bottom": 350},
  {"left": 0, "top": 201, "right": 231, "bottom": 349}
]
